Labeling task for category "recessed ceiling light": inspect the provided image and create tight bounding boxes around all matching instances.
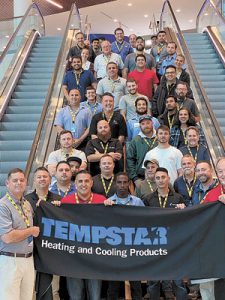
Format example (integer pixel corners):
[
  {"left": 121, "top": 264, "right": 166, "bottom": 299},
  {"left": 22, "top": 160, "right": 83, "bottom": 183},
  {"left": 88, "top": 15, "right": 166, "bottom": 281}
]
[
  {"left": 176, "top": 9, "right": 181, "bottom": 12},
  {"left": 128, "top": 3, "right": 132, "bottom": 6},
  {"left": 144, "top": 14, "right": 148, "bottom": 18},
  {"left": 46, "top": 0, "right": 63, "bottom": 9},
  {"left": 204, "top": 13, "right": 209, "bottom": 16},
  {"left": 71, "top": 24, "right": 74, "bottom": 27},
  {"left": 189, "top": 19, "right": 193, "bottom": 23},
  {"left": 113, "top": 19, "right": 118, "bottom": 22},
  {"left": 3, "top": 46, "right": 6, "bottom": 49},
  {"left": 57, "top": 27, "right": 62, "bottom": 31},
  {"left": 5, "top": 35, "right": 9, "bottom": 38}
]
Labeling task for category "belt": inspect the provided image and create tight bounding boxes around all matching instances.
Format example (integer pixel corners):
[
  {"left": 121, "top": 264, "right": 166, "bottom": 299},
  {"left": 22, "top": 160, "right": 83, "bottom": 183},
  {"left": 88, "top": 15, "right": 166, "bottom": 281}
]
[{"left": 0, "top": 251, "right": 32, "bottom": 258}]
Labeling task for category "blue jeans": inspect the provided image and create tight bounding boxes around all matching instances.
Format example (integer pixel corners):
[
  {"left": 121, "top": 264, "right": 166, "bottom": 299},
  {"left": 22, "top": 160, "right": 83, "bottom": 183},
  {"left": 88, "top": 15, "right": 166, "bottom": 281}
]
[
  {"left": 147, "top": 280, "right": 187, "bottom": 300},
  {"left": 67, "top": 278, "right": 101, "bottom": 300}
]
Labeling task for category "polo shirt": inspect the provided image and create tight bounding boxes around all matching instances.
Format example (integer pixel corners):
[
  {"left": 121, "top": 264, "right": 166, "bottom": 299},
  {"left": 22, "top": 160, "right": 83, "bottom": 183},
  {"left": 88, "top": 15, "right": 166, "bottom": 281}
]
[
  {"left": 80, "top": 101, "right": 102, "bottom": 116},
  {"left": 124, "top": 52, "right": 156, "bottom": 73},
  {"left": 85, "top": 138, "right": 123, "bottom": 176},
  {"left": 92, "top": 174, "right": 116, "bottom": 198},
  {"left": 62, "top": 70, "right": 97, "bottom": 102},
  {"left": 111, "top": 40, "right": 133, "bottom": 62},
  {"left": 94, "top": 52, "right": 124, "bottom": 79},
  {"left": 96, "top": 76, "right": 127, "bottom": 110},
  {"left": 54, "top": 106, "right": 92, "bottom": 139},
  {"left": 173, "top": 176, "right": 199, "bottom": 206},
  {"left": 46, "top": 148, "right": 87, "bottom": 167},
  {"left": 89, "top": 111, "right": 127, "bottom": 139},
  {"left": 49, "top": 182, "right": 76, "bottom": 197},
  {"left": 128, "top": 69, "right": 159, "bottom": 100},
  {"left": 144, "top": 189, "right": 184, "bottom": 208},
  {"left": 203, "top": 184, "right": 223, "bottom": 203},
  {"left": 109, "top": 193, "right": 144, "bottom": 206},
  {"left": 179, "top": 145, "right": 210, "bottom": 163},
  {"left": 61, "top": 193, "right": 106, "bottom": 204},
  {"left": 159, "top": 53, "right": 177, "bottom": 75},
  {"left": 0, "top": 193, "right": 33, "bottom": 253},
  {"left": 25, "top": 190, "right": 62, "bottom": 212}
]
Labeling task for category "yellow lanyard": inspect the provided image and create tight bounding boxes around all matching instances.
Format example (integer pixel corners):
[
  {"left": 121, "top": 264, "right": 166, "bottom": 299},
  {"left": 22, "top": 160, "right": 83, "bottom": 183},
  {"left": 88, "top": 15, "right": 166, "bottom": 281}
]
[
  {"left": 181, "top": 128, "right": 187, "bottom": 145},
  {"left": 75, "top": 193, "right": 93, "bottom": 204},
  {"left": 104, "top": 54, "right": 111, "bottom": 64},
  {"left": 100, "top": 142, "right": 109, "bottom": 154},
  {"left": 168, "top": 115, "right": 174, "bottom": 129},
  {"left": 69, "top": 106, "right": 79, "bottom": 123},
  {"left": 109, "top": 78, "right": 118, "bottom": 93},
  {"left": 102, "top": 112, "right": 114, "bottom": 124},
  {"left": 74, "top": 71, "right": 81, "bottom": 86},
  {"left": 115, "top": 41, "right": 125, "bottom": 53},
  {"left": 146, "top": 180, "right": 154, "bottom": 192},
  {"left": 61, "top": 148, "right": 74, "bottom": 160},
  {"left": 57, "top": 183, "right": 71, "bottom": 197},
  {"left": 101, "top": 175, "right": 114, "bottom": 196},
  {"left": 157, "top": 44, "right": 164, "bottom": 55},
  {"left": 184, "top": 175, "right": 196, "bottom": 197},
  {"left": 36, "top": 194, "right": 47, "bottom": 201},
  {"left": 86, "top": 102, "right": 98, "bottom": 115},
  {"left": 6, "top": 193, "right": 30, "bottom": 227},
  {"left": 143, "top": 137, "right": 157, "bottom": 149},
  {"left": 158, "top": 191, "right": 169, "bottom": 208},
  {"left": 187, "top": 145, "right": 199, "bottom": 162}
]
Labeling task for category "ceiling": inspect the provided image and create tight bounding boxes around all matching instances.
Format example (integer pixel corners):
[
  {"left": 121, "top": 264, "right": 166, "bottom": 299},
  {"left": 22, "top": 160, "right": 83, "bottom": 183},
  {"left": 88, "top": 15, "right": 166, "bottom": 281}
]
[{"left": 44, "top": 0, "right": 205, "bottom": 36}]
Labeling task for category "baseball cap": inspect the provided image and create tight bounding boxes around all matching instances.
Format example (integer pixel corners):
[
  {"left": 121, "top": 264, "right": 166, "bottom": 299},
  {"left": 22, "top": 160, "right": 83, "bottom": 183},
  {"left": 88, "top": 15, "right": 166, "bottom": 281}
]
[
  {"left": 144, "top": 159, "right": 159, "bottom": 168},
  {"left": 139, "top": 115, "right": 153, "bottom": 123}
]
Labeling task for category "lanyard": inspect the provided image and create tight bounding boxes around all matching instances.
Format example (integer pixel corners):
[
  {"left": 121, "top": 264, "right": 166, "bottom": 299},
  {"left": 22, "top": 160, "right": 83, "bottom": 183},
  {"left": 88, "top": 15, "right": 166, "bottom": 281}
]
[
  {"left": 75, "top": 193, "right": 93, "bottom": 204},
  {"left": 36, "top": 193, "right": 48, "bottom": 201},
  {"left": 104, "top": 54, "right": 111, "bottom": 64},
  {"left": 101, "top": 175, "right": 114, "bottom": 196},
  {"left": 86, "top": 102, "right": 98, "bottom": 115},
  {"left": 61, "top": 148, "right": 74, "bottom": 160},
  {"left": 158, "top": 191, "right": 169, "bottom": 208},
  {"left": 143, "top": 137, "right": 157, "bottom": 149},
  {"left": 181, "top": 128, "right": 187, "bottom": 145},
  {"left": 146, "top": 180, "right": 154, "bottom": 192},
  {"left": 187, "top": 145, "right": 199, "bottom": 162},
  {"left": 74, "top": 71, "right": 82, "bottom": 86},
  {"left": 100, "top": 142, "right": 109, "bottom": 153},
  {"left": 6, "top": 193, "right": 30, "bottom": 227},
  {"left": 184, "top": 176, "right": 196, "bottom": 198},
  {"left": 69, "top": 106, "right": 79, "bottom": 123},
  {"left": 157, "top": 44, "right": 164, "bottom": 55},
  {"left": 57, "top": 183, "right": 71, "bottom": 197},
  {"left": 168, "top": 115, "right": 175, "bottom": 129},
  {"left": 102, "top": 112, "right": 114, "bottom": 124},
  {"left": 115, "top": 41, "right": 125, "bottom": 53}
]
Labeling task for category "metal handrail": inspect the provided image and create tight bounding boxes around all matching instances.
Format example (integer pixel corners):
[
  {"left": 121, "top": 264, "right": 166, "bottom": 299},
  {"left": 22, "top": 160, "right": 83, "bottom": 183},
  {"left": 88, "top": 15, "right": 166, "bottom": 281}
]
[
  {"left": 0, "top": 2, "right": 45, "bottom": 64},
  {"left": 196, "top": 0, "right": 225, "bottom": 30},
  {"left": 160, "top": 0, "right": 225, "bottom": 154},
  {"left": 25, "top": 2, "right": 77, "bottom": 179},
  {"left": 206, "top": 26, "right": 225, "bottom": 67}
]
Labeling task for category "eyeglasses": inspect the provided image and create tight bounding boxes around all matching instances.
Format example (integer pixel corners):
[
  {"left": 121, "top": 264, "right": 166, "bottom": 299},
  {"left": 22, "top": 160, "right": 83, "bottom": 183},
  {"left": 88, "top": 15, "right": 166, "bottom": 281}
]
[{"left": 165, "top": 71, "right": 176, "bottom": 74}]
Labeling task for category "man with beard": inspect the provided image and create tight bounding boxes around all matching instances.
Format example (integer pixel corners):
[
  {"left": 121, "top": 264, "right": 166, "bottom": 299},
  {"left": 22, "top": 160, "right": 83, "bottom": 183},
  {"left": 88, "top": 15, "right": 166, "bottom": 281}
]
[
  {"left": 159, "top": 42, "right": 178, "bottom": 76},
  {"left": 158, "top": 95, "right": 178, "bottom": 130},
  {"left": 119, "top": 78, "right": 149, "bottom": 120},
  {"left": 90, "top": 92, "right": 127, "bottom": 144},
  {"left": 86, "top": 120, "right": 123, "bottom": 176},
  {"left": 143, "top": 125, "right": 183, "bottom": 184},
  {"left": 122, "top": 36, "right": 156, "bottom": 79},
  {"left": 67, "top": 156, "right": 82, "bottom": 181},
  {"left": 49, "top": 161, "right": 76, "bottom": 197},
  {"left": 174, "top": 155, "right": 198, "bottom": 206},
  {"left": 192, "top": 161, "right": 218, "bottom": 205},
  {"left": 152, "top": 66, "right": 193, "bottom": 117},
  {"left": 175, "top": 82, "right": 200, "bottom": 122},
  {"left": 127, "top": 97, "right": 160, "bottom": 141},
  {"left": 127, "top": 116, "right": 158, "bottom": 188},
  {"left": 150, "top": 30, "right": 168, "bottom": 76},
  {"left": 62, "top": 56, "right": 97, "bottom": 102},
  {"left": 111, "top": 27, "right": 133, "bottom": 62},
  {"left": 128, "top": 54, "right": 159, "bottom": 101},
  {"left": 92, "top": 154, "right": 116, "bottom": 198},
  {"left": 135, "top": 159, "right": 159, "bottom": 200}
]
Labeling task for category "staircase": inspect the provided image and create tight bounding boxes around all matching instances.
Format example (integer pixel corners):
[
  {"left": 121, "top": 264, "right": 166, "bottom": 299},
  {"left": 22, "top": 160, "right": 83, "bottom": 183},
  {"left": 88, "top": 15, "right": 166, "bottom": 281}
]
[
  {"left": 183, "top": 32, "right": 225, "bottom": 137},
  {"left": 0, "top": 36, "right": 62, "bottom": 197}
]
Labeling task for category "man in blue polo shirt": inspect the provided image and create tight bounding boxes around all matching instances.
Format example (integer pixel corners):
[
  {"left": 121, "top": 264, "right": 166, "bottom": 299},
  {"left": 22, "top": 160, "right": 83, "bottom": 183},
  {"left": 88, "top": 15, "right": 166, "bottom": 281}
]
[
  {"left": 62, "top": 55, "right": 97, "bottom": 102},
  {"left": 111, "top": 27, "right": 133, "bottom": 62}
]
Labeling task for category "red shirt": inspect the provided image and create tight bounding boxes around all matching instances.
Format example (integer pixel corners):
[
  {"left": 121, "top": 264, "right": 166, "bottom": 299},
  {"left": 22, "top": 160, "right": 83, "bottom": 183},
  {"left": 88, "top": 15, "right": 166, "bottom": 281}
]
[
  {"left": 61, "top": 193, "right": 106, "bottom": 204},
  {"left": 203, "top": 184, "right": 222, "bottom": 203},
  {"left": 128, "top": 69, "right": 159, "bottom": 100}
]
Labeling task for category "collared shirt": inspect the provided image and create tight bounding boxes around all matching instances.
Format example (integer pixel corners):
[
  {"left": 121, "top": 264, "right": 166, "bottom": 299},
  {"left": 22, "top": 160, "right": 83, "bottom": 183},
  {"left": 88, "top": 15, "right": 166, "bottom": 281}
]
[
  {"left": 135, "top": 179, "right": 157, "bottom": 201},
  {"left": 192, "top": 179, "right": 218, "bottom": 205},
  {"left": 109, "top": 193, "right": 144, "bottom": 207},
  {"left": 54, "top": 106, "right": 92, "bottom": 139},
  {"left": 96, "top": 76, "right": 127, "bottom": 110},
  {"left": 46, "top": 148, "right": 87, "bottom": 167},
  {"left": 111, "top": 40, "right": 133, "bottom": 62},
  {"left": 174, "top": 176, "right": 199, "bottom": 206},
  {"left": 159, "top": 53, "right": 177, "bottom": 75},
  {"left": 90, "top": 111, "right": 127, "bottom": 139},
  {"left": 80, "top": 101, "right": 103, "bottom": 116},
  {"left": 179, "top": 144, "right": 210, "bottom": 163},
  {"left": 203, "top": 184, "right": 224, "bottom": 203},
  {"left": 62, "top": 69, "right": 97, "bottom": 102},
  {"left": 124, "top": 52, "right": 156, "bottom": 73},
  {"left": 94, "top": 52, "right": 124, "bottom": 79},
  {"left": 119, "top": 93, "right": 150, "bottom": 121},
  {"left": 49, "top": 182, "right": 76, "bottom": 197},
  {"left": 176, "top": 98, "right": 200, "bottom": 118},
  {"left": 127, "top": 114, "right": 160, "bottom": 141},
  {"left": 25, "top": 190, "right": 62, "bottom": 212},
  {"left": 144, "top": 188, "right": 185, "bottom": 207},
  {"left": 0, "top": 193, "right": 33, "bottom": 253},
  {"left": 92, "top": 174, "right": 117, "bottom": 198},
  {"left": 150, "top": 43, "right": 168, "bottom": 68}
]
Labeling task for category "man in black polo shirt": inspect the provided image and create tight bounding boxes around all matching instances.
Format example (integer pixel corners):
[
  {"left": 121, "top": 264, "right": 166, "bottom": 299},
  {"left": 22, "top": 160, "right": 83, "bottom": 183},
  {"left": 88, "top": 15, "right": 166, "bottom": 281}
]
[
  {"left": 86, "top": 120, "right": 123, "bottom": 176},
  {"left": 92, "top": 154, "right": 116, "bottom": 197},
  {"left": 144, "top": 167, "right": 187, "bottom": 300},
  {"left": 89, "top": 92, "right": 127, "bottom": 144}
]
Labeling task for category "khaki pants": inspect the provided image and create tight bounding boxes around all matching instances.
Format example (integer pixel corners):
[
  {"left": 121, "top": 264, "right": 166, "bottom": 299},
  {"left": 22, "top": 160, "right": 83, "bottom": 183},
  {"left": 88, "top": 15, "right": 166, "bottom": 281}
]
[{"left": 0, "top": 255, "right": 35, "bottom": 300}]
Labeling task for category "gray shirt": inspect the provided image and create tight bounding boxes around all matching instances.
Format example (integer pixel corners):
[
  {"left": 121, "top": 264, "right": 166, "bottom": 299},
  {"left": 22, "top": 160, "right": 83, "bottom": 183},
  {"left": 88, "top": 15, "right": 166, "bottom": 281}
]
[
  {"left": 0, "top": 193, "right": 33, "bottom": 254},
  {"left": 124, "top": 52, "right": 156, "bottom": 73}
]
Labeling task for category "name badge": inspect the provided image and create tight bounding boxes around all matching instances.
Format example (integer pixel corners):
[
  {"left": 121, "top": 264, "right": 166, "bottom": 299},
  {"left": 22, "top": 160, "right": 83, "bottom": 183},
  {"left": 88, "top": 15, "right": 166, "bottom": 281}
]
[{"left": 28, "top": 236, "right": 33, "bottom": 247}]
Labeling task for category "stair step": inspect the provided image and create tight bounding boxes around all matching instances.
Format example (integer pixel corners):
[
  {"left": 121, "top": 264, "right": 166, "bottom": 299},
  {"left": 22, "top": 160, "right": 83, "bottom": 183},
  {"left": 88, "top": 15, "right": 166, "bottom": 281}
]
[
  {"left": 0, "top": 151, "right": 30, "bottom": 161},
  {"left": 0, "top": 140, "right": 33, "bottom": 151},
  {"left": 3, "top": 114, "right": 41, "bottom": 122},
  {"left": 0, "top": 162, "right": 27, "bottom": 173},
  {"left": 12, "top": 92, "right": 46, "bottom": 98},
  {"left": 15, "top": 85, "right": 49, "bottom": 92},
  {"left": 0, "top": 122, "right": 38, "bottom": 131},
  {"left": 10, "top": 99, "right": 45, "bottom": 106},
  {"left": 6, "top": 107, "right": 43, "bottom": 114},
  {"left": 0, "top": 131, "right": 36, "bottom": 140}
]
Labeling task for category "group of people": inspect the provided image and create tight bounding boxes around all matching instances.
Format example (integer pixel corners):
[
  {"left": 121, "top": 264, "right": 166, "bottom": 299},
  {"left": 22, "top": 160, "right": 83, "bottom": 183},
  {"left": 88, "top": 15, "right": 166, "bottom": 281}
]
[{"left": 0, "top": 28, "right": 224, "bottom": 300}]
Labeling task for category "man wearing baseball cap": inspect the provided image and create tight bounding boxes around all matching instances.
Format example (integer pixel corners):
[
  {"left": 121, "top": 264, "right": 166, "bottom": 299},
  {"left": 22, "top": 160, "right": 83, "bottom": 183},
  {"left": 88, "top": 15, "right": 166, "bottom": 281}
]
[{"left": 127, "top": 115, "right": 158, "bottom": 188}]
